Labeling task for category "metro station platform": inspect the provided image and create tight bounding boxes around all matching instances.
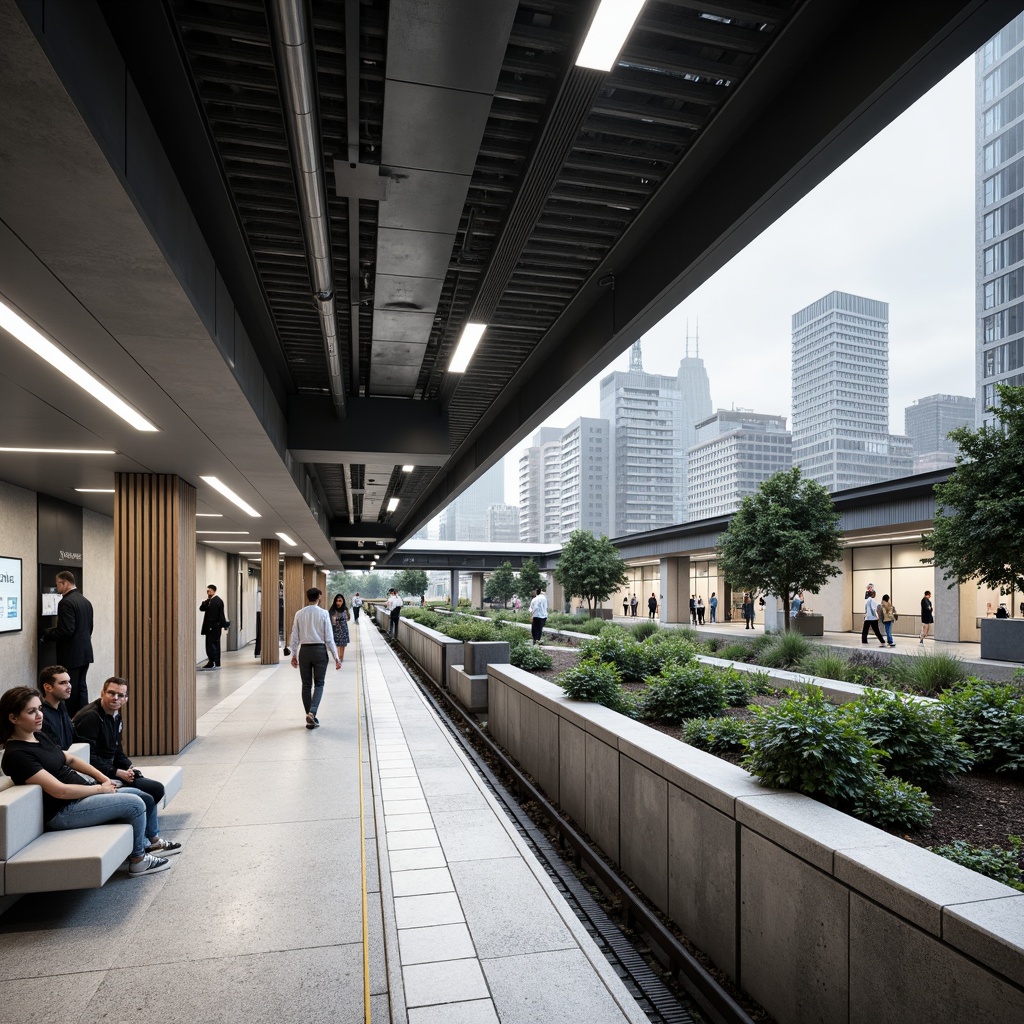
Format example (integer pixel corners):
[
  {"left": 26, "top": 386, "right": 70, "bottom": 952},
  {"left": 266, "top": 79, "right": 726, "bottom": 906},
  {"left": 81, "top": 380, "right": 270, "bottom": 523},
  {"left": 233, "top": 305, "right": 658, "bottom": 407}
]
[{"left": 0, "top": 616, "right": 649, "bottom": 1024}]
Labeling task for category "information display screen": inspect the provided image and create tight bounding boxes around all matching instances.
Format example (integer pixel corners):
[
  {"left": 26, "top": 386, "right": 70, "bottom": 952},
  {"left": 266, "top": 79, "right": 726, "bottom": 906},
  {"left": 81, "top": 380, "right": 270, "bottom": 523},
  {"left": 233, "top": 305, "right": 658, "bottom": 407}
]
[{"left": 0, "top": 556, "right": 23, "bottom": 633}]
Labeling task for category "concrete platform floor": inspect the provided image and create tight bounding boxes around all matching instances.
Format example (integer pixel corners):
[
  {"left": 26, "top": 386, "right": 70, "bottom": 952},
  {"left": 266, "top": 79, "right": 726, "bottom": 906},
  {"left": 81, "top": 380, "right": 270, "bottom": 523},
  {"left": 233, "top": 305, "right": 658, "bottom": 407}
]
[{"left": 0, "top": 617, "right": 648, "bottom": 1024}]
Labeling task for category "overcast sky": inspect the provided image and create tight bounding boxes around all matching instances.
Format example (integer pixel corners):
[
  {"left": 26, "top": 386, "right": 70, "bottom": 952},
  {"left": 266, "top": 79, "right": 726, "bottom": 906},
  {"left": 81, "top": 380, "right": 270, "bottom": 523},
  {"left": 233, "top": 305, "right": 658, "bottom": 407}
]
[{"left": 491, "top": 54, "right": 977, "bottom": 505}]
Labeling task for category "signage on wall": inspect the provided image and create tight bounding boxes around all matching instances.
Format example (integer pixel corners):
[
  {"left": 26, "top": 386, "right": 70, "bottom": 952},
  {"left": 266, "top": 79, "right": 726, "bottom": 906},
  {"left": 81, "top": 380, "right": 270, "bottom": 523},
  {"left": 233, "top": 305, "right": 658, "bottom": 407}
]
[{"left": 0, "top": 556, "right": 23, "bottom": 633}]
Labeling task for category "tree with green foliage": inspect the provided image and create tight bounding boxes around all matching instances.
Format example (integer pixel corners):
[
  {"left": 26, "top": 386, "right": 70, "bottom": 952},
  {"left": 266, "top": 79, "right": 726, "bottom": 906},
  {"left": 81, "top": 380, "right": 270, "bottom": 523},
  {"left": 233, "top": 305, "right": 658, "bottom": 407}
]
[
  {"left": 517, "top": 558, "right": 545, "bottom": 598},
  {"left": 924, "top": 383, "right": 1024, "bottom": 597},
  {"left": 484, "top": 561, "right": 517, "bottom": 607},
  {"left": 716, "top": 468, "right": 843, "bottom": 630},
  {"left": 392, "top": 568, "right": 429, "bottom": 598},
  {"left": 554, "top": 530, "right": 628, "bottom": 615}
]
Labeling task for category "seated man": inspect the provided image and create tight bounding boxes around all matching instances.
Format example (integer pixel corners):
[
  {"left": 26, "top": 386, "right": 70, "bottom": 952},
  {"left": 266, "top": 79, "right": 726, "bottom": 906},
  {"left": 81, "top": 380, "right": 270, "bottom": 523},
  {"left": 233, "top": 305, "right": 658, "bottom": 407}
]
[
  {"left": 39, "top": 665, "right": 75, "bottom": 749},
  {"left": 72, "top": 676, "right": 169, "bottom": 819}
]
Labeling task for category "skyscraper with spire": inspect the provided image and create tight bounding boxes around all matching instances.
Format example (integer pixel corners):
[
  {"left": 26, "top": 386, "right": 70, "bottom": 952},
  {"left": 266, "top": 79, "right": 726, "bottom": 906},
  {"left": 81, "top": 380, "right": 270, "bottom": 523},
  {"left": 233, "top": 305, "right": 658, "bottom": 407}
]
[{"left": 599, "top": 334, "right": 712, "bottom": 536}]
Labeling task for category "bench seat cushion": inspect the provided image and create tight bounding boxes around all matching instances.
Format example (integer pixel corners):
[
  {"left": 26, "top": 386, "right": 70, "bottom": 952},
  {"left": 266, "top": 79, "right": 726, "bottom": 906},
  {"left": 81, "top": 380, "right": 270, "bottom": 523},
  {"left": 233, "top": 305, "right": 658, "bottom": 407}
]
[{"left": 4, "top": 825, "right": 133, "bottom": 893}]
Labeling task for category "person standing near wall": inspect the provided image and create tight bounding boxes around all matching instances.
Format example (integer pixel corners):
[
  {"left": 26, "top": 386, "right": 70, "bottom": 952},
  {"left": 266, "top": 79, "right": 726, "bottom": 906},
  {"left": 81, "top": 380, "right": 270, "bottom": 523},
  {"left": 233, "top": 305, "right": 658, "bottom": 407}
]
[
  {"left": 199, "top": 584, "right": 227, "bottom": 670},
  {"left": 44, "top": 571, "right": 94, "bottom": 716},
  {"left": 709, "top": 592, "right": 718, "bottom": 623},
  {"left": 529, "top": 588, "right": 548, "bottom": 644},
  {"left": 386, "top": 588, "right": 403, "bottom": 638},
  {"left": 920, "top": 590, "right": 934, "bottom": 644},
  {"left": 648, "top": 593, "right": 658, "bottom": 619}
]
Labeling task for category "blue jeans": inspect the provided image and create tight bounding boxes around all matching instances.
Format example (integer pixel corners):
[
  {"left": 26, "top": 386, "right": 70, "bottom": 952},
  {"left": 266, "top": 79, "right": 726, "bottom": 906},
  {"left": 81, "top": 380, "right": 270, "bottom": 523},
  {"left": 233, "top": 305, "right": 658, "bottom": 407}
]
[
  {"left": 47, "top": 791, "right": 152, "bottom": 858},
  {"left": 883, "top": 621, "right": 894, "bottom": 645},
  {"left": 299, "top": 644, "right": 329, "bottom": 715}
]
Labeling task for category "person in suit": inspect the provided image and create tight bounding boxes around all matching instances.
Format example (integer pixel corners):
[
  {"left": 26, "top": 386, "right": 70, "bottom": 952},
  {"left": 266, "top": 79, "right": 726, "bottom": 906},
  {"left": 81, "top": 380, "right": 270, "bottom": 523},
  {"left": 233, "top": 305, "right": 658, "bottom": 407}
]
[
  {"left": 199, "top": 584, "right": 227, "bottom": 669},
  {"left": 45, "top": 571, "right": 93, "bottom": 716}
]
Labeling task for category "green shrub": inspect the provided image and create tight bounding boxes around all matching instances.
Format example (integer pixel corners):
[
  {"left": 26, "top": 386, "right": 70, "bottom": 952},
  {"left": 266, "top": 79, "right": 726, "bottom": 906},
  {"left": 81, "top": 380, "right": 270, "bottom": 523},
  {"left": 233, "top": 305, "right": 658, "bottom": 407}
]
[
  {"left": 758, "top": 632, "right": 812, "bottom": 670},
  {"left": 742, "top": 687, "right": 879, "bottom": 802},
  {"left": 749, "top": 631, "right": 778, "bottom": 656},
  {"left": 578, "top": 632, "right": 690, "bottom": 681},
  {"left": 843, "top": 649, "right": 892, "bottom": 689},
  {"left": 900, "top": 651, "right": 967, "bottom": 696},
  {"left": 928, "top": 837, "right": 1024, "bottom": 891},
  {"left": 719, "top": 667, "right": 770, "bottom": 706},
  {"left": 851, "top": 688, "right": 972, "bottom": 784},
  {"left": 570, "top": 617, "right": 608, "bottom": 636},
  {"left": 442, "top": 618, "right": 499, "bottom": 642},
  {"left": 852, "top": 774, "right": 934, "bottom": 830},
  {"left": 799, "top": 651, "right": 850, "bottom": 683},
  {"left": 717, "top": 641, "right": 754, "bottom": 663},
  {"left": 639, "top": 662, "right": 728, "bottom": 723},
  {"left": 681, "top": 716, "right": 748, "bottom": 753},
  {"left": 510, "top": 642, "right": 553, "bottom": 671},
  {"left": 631, "top": 620, "right": 660, "bottom": 641},
  {"left": 557, "top": 661, "right": 631, "bottom": 714},
  {"left": 939, "top": 679, "right": 1024, "bottom": 772}
]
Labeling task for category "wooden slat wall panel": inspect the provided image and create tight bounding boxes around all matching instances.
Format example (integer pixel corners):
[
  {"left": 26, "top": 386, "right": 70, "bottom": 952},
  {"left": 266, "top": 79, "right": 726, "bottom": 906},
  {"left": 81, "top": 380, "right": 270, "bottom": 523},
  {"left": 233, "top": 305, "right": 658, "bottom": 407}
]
[
  {"left": 260, "top": 538, "right": 280, "bottom": 664},
  {"left": 303, "top": 564, "right": 316, "bottom": 593},
  {"left": 283, "top": 556, "right": 303, "bottom": 650},
  {"left": 115, "top": 474, "right": 196, "bottom": 756}
]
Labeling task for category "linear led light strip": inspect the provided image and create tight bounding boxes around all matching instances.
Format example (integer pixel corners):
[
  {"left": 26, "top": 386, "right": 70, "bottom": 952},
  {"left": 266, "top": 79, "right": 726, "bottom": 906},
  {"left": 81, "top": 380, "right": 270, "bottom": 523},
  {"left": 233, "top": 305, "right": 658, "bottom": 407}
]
[
  {"left": 448, "top": 323, "right": 486, "bottom": 373},
  {"left": 199, "top": 475, "right": 261, "bottom": 517},
  {"left": 0, "top": 297, "right": 157, "bottom": 431},
  {"left": 576, "top": 0, "right": 647, "bottom": 72}
]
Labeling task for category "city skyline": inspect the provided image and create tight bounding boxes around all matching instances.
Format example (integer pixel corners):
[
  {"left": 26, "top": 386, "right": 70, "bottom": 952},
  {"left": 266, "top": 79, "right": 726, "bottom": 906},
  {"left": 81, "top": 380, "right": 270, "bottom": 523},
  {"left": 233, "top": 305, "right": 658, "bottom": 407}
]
[{"left": 499, "top": 54, "right": 976, "bottom": 505}]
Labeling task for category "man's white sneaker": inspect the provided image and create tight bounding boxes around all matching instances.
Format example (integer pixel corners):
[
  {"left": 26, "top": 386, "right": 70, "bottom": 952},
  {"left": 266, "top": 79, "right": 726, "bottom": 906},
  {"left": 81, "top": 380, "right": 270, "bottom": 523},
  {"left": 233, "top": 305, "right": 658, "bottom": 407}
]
[{"left": 128, "top": 853, "right": 171, "bottom": 877}]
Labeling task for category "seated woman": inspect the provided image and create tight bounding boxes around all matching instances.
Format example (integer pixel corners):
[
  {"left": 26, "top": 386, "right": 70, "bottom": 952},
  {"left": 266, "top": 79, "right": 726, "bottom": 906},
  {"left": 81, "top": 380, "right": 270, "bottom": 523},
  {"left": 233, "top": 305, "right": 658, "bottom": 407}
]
[
  {"left": 1, "top": 687, "right": 177, "bottom": 877},
  {"left": 328, "top": 593, "right": 351, "bottom": 664}
]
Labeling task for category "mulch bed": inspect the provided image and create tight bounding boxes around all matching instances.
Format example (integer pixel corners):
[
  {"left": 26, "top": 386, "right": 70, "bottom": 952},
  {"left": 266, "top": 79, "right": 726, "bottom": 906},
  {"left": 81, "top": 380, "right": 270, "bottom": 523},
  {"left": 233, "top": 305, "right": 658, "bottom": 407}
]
[{"left": 533, "top": 645, "right": 1024, "bottom": 857}]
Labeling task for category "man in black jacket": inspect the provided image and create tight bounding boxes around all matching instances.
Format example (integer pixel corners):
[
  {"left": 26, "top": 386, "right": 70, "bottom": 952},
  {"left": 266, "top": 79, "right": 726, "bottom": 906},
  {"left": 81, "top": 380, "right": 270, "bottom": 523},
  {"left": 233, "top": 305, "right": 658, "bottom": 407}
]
[
  {"left": 45, "top": 570, "right": 94, "bottom": 715},
  {"left": 39, "top": 664, "right": 74, "bottom": 749},
  {"left": 199, "top": 584, "right": 227, "bottom": 669},
  {"left": 72, "top": 677, "right": 166, "bottom": 808}
]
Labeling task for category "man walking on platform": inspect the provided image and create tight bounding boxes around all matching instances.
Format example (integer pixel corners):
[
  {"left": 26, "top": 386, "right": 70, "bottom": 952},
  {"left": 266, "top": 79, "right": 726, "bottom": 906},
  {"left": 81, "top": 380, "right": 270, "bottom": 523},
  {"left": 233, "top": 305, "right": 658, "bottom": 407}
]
[
  {"left": 352, "top": 592, "right": 363, "bottom": 622},
  {"left": 529, "top": 588, "right": 548, "bottom": 644},
  {"left": 289, "top": 587, "right": 340, "bottom": 729},
  {"left": 45, "top": 571, "right": 93, "bottom": 716},
  {"left": 386, "top": 588, "right": 403, "bottom": 638}
]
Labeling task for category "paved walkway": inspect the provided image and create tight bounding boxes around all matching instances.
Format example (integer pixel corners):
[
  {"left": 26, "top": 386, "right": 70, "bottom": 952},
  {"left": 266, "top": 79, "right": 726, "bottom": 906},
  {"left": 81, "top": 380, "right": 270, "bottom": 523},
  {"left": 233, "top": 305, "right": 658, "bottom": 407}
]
[{"left": 0, "top": 616, "right": 648, "bottom": 1024}]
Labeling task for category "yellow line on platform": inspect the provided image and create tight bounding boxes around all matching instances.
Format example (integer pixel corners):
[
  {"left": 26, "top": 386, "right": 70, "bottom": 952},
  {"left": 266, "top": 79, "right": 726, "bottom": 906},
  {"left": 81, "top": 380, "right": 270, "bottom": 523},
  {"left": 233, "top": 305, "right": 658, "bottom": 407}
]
[{"left": 355, "top": 623, "right": 371, "bottom": 1024}]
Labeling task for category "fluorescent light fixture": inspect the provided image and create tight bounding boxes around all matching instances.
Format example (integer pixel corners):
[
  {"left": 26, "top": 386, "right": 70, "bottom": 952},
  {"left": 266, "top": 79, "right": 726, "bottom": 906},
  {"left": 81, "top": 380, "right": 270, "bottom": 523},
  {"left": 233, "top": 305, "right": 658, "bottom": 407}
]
[
  {"left": 302, "top": 552, "right": 315, "bottom": 562},
  {"left": 239, "top": 551, "right": 260, "bottom": 556},
  {"left": 0, "top": 296, "right": 158, "bottom": 431},
  {"left": 195, "top": 531, "right": 249, "bottom": 535},
  {"left": 196, "top": 513, "right": 223, "bottom": 518},
  {"left": 276, "top": 532, "right": 297, "bottom": 547},
  {"left": 402, "top": 465, "right": 414, "bottom": 473},
  {"left": 75, "top": 488, "right": 114, "bottom": 493},
  {"left": 576, "top": 0, "right": 646, "bottom": 71},
  {"left": 448, "top": 322, "right": 486, "bottom": 373},
  {"left": 201, "top": 540, "right": 254, "bottom": 545},
  {"left": 386, "top": 497, "right": 399, "bottom": 512},
  {"left": 200, "top": 476, "right": 261, "bottom": 517},
  {"left": 1, "top": 446, "right": 114, "bottom": 454}
]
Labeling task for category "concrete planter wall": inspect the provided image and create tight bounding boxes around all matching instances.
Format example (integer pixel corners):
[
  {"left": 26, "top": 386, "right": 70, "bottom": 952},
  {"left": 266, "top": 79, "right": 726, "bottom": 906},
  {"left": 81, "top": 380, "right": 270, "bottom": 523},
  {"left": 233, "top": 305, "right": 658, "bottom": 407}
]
[
  {"left": 375, "top": 609, "right": 463, "bottom": 689},
  {"left": 980, "top": 618, "right": 1024, "bottom": 663},
  {"left": 486, "top": 664, "right": 1024, "bottom": 1024}
]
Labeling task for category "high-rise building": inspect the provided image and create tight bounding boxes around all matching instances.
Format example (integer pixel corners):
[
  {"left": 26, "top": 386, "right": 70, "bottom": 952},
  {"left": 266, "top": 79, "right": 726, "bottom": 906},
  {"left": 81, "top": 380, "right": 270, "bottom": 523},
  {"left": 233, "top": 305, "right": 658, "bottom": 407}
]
[
  {"left": 440, "top": 461, "right": 505, "bottom": 541},
  {"left": 559, "top": 417, "right": 609, "bottom": 541},
  {"left": 791, "top": 291, "right": 913, "bottom": 492},
  {"left": 687, "top": 409, "right": 792, "bottom": 520},
  {"left": 599, "top": 339, "right": 711, "bottom": 536},
  {"left": 518, "top": 427, "right": 562, "bottom": 543},
  {"left": 904, "top": 394, "right": 975, "bottom": 472},
  {"left": 977, "top": 14, "right": 1024, "bottom": 426},
  {"left": 486, "top": 503, "right": 521, "bottom": 543}
]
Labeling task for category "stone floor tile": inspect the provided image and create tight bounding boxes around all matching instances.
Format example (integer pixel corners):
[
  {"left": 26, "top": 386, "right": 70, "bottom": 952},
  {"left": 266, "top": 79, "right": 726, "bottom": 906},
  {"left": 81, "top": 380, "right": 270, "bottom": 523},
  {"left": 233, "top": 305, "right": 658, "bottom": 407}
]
[
  {"left": 391, "top": 867, "right": 454, "bottom": 897},
  {"left": 399, "top": 922, "right": 476, "bottom": 965},
  {"left": 407, "top": 1000, "right": 499, "bottom": 1024},
  {"left": 394, "top": 892, "right": 465, "bottom": 929},
  {"left": 403, "top": 958, "right": 489, "bottom": 1007}
]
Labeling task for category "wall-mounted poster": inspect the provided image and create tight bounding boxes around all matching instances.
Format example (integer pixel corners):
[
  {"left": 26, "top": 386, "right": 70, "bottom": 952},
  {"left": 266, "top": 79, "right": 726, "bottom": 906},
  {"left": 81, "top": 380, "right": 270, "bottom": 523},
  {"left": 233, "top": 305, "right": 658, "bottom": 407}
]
[{"left": 0, "top": 556, "right": 23, "bottom": 634}]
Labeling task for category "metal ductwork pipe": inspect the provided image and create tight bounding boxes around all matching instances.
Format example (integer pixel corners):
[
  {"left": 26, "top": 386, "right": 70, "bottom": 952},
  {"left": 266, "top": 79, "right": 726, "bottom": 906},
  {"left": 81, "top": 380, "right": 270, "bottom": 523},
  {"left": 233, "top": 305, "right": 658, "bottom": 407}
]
[{"left": 268, "top": 0, "right": 346, "bottom": 417}]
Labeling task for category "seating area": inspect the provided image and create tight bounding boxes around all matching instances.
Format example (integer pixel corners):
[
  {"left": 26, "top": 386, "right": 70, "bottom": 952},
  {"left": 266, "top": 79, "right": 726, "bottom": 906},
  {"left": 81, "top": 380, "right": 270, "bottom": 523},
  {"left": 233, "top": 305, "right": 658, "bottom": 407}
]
[{"left": 0, "top": 744, "right": 182, "bottom": 900}]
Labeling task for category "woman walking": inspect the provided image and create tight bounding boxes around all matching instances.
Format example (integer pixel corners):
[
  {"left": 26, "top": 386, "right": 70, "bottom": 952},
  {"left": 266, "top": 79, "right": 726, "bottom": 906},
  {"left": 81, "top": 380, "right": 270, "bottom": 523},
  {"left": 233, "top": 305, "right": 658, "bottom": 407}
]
[
  {"left": 328, "top": 593, "right": 351, "bottom": 663},
  {"left": 879, "top": 594, "right": 897, "bottom": 648},
  {"left": 741, "top": 592, "right": 754, "bottom": 629}
]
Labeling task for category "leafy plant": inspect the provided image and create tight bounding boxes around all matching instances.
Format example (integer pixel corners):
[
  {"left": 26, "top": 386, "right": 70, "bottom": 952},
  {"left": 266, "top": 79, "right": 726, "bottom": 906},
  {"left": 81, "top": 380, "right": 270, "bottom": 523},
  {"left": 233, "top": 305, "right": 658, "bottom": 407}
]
[
  {"left": 928, "top": 837, "right": 1024, "bottom": 891},
  {"left": 681, "top": 716, "right": 748, "bottom": 753},
  {"left": 639, "top": 662, "right": 728, "bottom": 723},
  {"left": 939, "top": 678, "right": 1024, "bottom": 772},
  {"left": 719, "top": 667, "right": 770, "bottom": 706},
  {"left": 631, "top": 620, "right": 660, "bottom": 641},
  {"left": 758, "top": 632, "right": 812, "bottom": 670},
  {"left": 556, "top": 661, "right": 631, "bottom": 714},
  {"left": 898, "top": 651, "right": 967, "bottom": 696},
  {"left": 716, "top": 641, "right": 754, "bottom": 663},
  {"left": 852, "top": 775, "right": 934, "bottom": 830},
  {"left": 851, "top": 688, "right": 973, "bottom": 784},
  {"left": 799, "top": 651, "right": 850, "bottom": 683},
  {"left": 509, "top": 641, "right": 553, "bottom": 671}
]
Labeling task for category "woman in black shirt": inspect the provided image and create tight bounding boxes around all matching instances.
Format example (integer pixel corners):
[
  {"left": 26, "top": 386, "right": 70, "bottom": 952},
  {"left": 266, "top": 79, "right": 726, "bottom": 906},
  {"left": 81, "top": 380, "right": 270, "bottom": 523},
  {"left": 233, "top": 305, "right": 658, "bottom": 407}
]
[{"left": 1, "top": 687, "right": 173, "bottom": 877}]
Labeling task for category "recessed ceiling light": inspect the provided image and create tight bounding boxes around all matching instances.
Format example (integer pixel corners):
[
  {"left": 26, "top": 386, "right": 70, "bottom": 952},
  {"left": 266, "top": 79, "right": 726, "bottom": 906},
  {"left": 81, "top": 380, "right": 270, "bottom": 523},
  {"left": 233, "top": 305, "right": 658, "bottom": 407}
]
[
  {"left": 0, "top": 447, "right": 115, "bottom": 454},
  {"left": 449, "top": 323, "right": 486, "bottom": 373},
  {"left": 196, "top": 513, "right": 223, "bottom": 518},
  {"left": 402, "top": 465, "right": 414, "bottom": 472},
  {"left": 200, "top": 540, "right": 255, "bottom": 545},
  {"left": 239, "top": 551, "right": 260, "bottom": 556},
  {"left": 386, "top": 497, "right": 399, "bottom": 512},
  {"left": 200, "top": 476, "right": 261, "bottom": 517},
  {"left": 302, "top": 552, "right": 315, "bottom": 562},
  {"left": 276, "top": 532, "right": 297, "bottom": 547},
  {"left": 0, "top": 296, "right": 158, "bottom": 431},
  {"left": 195, "top": 531, "right": 249, "bottom": 535},
  {"left": 576, "top": 0, "right": 646, "bottom": 71},
  {"left": 74, "top": 488, "right": 114, "bottom": 493}
]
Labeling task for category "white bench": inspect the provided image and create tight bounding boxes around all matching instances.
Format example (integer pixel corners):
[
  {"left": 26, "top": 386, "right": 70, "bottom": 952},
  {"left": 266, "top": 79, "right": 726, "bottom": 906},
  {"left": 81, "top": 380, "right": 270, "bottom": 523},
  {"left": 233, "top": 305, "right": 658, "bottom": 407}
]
[{"left": 0, "top": 743, "right": 183, "bottom": 896}]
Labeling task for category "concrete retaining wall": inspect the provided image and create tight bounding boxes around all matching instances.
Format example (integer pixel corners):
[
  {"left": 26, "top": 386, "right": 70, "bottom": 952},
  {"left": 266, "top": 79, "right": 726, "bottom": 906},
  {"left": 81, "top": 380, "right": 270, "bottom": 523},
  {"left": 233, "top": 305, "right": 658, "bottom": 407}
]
[
  {"left": 486, "top": 664, "right": 1024, "bottom": 1024},
  {"left": 374, "top": 608, "right": 463, "bottom": 689}
]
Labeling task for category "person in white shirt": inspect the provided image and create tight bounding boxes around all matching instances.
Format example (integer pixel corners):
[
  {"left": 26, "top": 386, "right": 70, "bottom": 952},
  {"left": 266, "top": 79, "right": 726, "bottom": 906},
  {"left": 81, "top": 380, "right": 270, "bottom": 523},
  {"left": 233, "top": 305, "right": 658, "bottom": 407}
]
[
  {"left": 385, "top": 588, "right": 403, "bottom": 638},
  {"left": 352, "top": 592, "right": 363, "bottom": 622},
  {"left": 289, "top": 587, "right": 340, "bottom": 729},
  {"left": 528, "top": 589, "right": 548, "bottom": 645},
  {"left": 860, "top": 583, "right": 887, "bottom": 647}
]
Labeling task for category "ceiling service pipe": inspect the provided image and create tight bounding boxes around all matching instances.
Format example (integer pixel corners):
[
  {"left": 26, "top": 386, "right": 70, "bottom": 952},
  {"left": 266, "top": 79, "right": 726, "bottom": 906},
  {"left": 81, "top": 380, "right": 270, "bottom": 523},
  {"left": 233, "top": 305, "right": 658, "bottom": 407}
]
[{"left": 268, "top": 0, "right": 346, "bottom": 417}]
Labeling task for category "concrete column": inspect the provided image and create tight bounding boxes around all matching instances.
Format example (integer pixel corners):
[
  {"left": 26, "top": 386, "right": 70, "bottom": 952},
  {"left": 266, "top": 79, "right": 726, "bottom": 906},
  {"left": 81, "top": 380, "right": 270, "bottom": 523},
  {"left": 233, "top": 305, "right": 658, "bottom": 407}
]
[
  {"left": 114, "top": 473, "right": 196, "bottom": 755},
  {"left": 470, "top": 572, "right": 484, "bottom": 609},
  {"left": 659, "top": 556, "right": 690, "bottom": 624},
  {"left": 450, "top": 569, "right": 459, "bottom": 607},
  {"left": 283, "top": 556, "right": 304, "bottom": 651},
  {"left": 260, "top": 538, "right": 280, "bottom": 663},
  {"left": 933, "top": 565, "right": 960, "bottom": 642}
]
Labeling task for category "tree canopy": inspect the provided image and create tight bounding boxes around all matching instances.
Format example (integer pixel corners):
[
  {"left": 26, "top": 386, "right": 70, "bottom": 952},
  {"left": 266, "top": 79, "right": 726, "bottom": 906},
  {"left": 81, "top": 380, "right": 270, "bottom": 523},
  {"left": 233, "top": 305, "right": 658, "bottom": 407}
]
[
  {"left": 484, "top": 562, "right": 517, "bottom": 607},
  {"left": 517, "top": 558, "right": 545, "bottom": 598},
  {"left": 553, "top": 530, "right": 628, "bottom": 614},
  {"left": 925, "top": 383, "right": 1024, "bottom": 595},
  {"left": 716, "top": 468, "right": 843, "bottom": 630},
  {"left": 392, "top": 568, "right": 429, "bottom": 597}
]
